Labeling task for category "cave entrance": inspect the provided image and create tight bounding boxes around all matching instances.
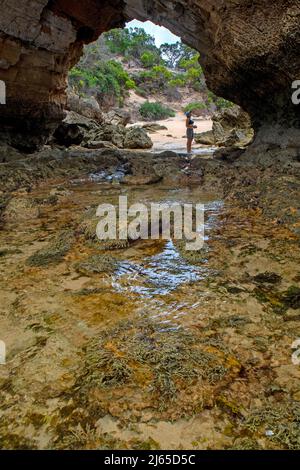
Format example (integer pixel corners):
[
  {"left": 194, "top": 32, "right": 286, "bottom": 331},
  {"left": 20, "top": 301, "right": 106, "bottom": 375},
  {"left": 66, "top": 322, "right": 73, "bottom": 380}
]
[{"left": 67, "top": 19, "right": 236, "bottom": 153}]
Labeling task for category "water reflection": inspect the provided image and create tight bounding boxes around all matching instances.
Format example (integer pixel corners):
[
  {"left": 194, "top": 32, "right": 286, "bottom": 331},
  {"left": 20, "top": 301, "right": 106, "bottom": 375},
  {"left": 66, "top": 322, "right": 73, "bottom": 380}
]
[{"left": 113, "top": 239, "right": 208, "bottom": 297}]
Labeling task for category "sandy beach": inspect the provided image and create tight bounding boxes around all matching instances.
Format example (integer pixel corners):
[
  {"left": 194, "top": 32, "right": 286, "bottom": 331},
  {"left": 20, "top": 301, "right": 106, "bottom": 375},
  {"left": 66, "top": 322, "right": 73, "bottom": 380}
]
[{"left": 133, "top": 112, "right": 213, "bottom": 154}]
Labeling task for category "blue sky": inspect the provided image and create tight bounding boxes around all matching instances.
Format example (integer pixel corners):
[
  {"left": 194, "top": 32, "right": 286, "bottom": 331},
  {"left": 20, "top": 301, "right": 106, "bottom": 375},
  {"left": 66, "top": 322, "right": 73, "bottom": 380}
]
[{"left": 126, "top": 20, "right": 180, "bottom": 47}]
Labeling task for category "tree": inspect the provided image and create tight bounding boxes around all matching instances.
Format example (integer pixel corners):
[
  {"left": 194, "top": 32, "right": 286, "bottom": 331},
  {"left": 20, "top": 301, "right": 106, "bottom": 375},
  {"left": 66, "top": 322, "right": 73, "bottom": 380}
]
[
  {"left": 104, "top": 28, "right": 131, "bottom": 55},
  {"left": 160, "top": 42, "right": 183, "bottom": 68},
  {"left": 159, "top": 42, "right": 196, "bottom": 69},
  {"left": 104, "top": 27, "right": 159, "bottom": 61}
]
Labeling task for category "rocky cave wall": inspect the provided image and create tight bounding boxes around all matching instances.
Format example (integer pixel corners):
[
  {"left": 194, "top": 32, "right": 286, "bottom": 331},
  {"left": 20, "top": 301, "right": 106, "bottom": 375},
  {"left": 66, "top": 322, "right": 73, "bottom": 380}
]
[{"left": 0, "top": 0, "right": 299, "bottom": 151}]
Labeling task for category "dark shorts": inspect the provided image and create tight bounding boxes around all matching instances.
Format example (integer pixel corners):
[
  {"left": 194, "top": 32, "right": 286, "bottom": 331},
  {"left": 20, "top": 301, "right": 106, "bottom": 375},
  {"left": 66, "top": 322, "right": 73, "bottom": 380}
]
[{"left": 186, "top": 128, "right": 194, "bottom": 140}]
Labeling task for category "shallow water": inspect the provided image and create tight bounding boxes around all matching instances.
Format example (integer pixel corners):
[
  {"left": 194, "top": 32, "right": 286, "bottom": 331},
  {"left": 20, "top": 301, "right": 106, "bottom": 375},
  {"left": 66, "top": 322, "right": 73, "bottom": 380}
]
[{"left": 1, "top": 173, "right": 299, "bottom": 450}]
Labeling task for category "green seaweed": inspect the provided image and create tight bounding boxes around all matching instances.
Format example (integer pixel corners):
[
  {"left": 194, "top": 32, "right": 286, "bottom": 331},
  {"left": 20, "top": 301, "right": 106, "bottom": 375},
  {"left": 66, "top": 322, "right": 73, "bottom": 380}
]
[
  {"left": 253, "top": 272, "right": 282, "bottom": 285},
  {"left": 26, "top": 230, "right": 74, "bottom": 266},
  {"left": 210, "top": 315, "right": 251, "bottom": 330},
  {"left": 244, "top": 402, "right": 300, "bottom": 450},
  {"left": 74, "top": 254, "right": 118, "bottom": 276},
  {"left": 74, "top": 319, "right": 236, "bottom": 411}
]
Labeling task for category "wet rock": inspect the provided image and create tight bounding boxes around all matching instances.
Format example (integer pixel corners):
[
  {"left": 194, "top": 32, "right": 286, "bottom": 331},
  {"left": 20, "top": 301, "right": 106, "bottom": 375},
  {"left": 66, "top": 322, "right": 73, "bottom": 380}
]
[
  {"left": 282, "top": 286, "right": 300, "bottom": 310},
  {"left": 253, "top": 272, "right": 282, "bottom": 285},
  {"left": 72, "top": 318, "right": 240, "bottom": 418},
  {"left": 4, "top": 196, "right": 39, "bottom": 222},
  {"left": 156, "top": 151, "right": 179, "bottom": 159},
  {"left": 243, "top": 401, "right": 300, "bottom": 450},
  {"left": 124, "top": 127, "right": 153, "bottom": 150},
  {"left": 78, "top": 209, "right": 132, "bottom": 250},
  {"left": 0, "top": 248, "right": 22, "bottom": 257},
  {"left": 33, "top": 194, "right": 58, "bottom": 206},
  {"left": 121, "top": 174, "right": 162, "bottom": 185},
  {"left": 213, "top": 147, "right": 246, "bottom": 162},
  {"left": 27, "top": 230, "right": 74, "bottom": 267},
  {"left": 75, "top": 254, "right": 118, "bottom": 276}
]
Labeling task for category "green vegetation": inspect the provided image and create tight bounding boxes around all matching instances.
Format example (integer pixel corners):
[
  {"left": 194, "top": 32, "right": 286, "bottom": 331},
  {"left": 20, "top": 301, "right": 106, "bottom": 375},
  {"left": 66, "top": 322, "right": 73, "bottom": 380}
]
[
  {"left": 139, "top": 102, "right": 175, "bottom": 120},
  {"left": 104, "top": 27, "right": 161, "bottom": 63},
  {"left": 26, "top": 231, "right": 74, "bottom": 267},
  {"left": 177, "top": 52, "right": 204, "bottom": 91},
  {"left": 136, "top": 65, "right": 173, "bottom": 93},
  {"left": 183, "top": 102, "right": 206, "bottom": 113},
  {"left": 68, "top": 25, "right": 234, "bottom": 115},
  {"left": 75, "top": 318, "right": 234, "bottom": 411},
  {"left": 134, "top": 48, "right": 205, "bottom": 94},
  {"left": 206, "top": 91, "right": 234, "bottom": 110},
  {"left": 69, "top": 59, "right": 135, "bottom": 105},
  {"left": 140, "top": 51, "right": 159, "bottom": 68},
  {"left": 159, "top": 42, "right": 195, "bottom": 68}
]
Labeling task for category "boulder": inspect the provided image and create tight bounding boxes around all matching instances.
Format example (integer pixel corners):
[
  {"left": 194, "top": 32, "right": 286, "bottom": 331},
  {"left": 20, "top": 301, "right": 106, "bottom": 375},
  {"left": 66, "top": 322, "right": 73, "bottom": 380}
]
[
  {"left": 53, "top": 112, "right": 153, "bottom": 150},
  {"left": 63, "top": 111, "right": 99, "bottom": 129},
  {"left": 142, "top": 123, "right": 168, "bottom": 133},
  {"left": 0, "top": 144, "right": 24, "bottom": 163},
  {"left": 85, "top": 123, "right": 126, "bottom": 149},
  {"left": 53, "top": 123, "right": 84, "bottom": 147},
  {"left": 124, "top": 127, "right": 153, "bottom": 150},
  {"left": 212, "top": 105, "right": 254, "bottom": 147},
  {"left": 194, "top": 130, "right": 215, "bottom": 146},
  {"left": 86, "top": 141, "right": 118, "bottom": 150},
  {"left": 104, "top": 108, "right": 131, "bottom": 127},
  {"left": 195, "top": 106, "right": 254, "bottom": 148},
  {"left": 67, "top": 91, "right": 103, "bottom": 123},
  {"left": 121, "top": 174, "right": 162, "bottom": 185},
  {"left": 53, "top": 111, "right": 98, "bottom": 147}
]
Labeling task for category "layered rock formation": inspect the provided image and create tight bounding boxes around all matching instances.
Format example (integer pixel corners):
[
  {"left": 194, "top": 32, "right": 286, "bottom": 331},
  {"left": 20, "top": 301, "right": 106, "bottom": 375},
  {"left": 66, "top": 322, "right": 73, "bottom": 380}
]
[
  {"left": 0, "top": 1, "right": 299, "bottom": 151},
  {"left": 195, "top": 105, "right": 254, "bottom": 148}
]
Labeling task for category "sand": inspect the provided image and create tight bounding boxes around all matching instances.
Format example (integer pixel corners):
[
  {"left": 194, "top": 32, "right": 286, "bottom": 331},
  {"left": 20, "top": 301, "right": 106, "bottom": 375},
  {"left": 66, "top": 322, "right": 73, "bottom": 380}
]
[{"left": 133, "top": 112, "right": 213, "bottom": 154}]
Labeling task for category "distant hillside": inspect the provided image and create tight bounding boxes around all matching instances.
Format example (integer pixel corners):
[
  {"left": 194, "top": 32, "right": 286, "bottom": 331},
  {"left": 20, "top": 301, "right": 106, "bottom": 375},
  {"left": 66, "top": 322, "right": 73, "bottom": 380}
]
[{"left": 69, "top": 27, "right": 233, "bottom": 122}]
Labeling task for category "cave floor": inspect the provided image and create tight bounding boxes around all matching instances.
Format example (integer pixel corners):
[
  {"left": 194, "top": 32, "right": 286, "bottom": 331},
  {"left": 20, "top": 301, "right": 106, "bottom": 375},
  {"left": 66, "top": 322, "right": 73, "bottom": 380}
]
[{"left": 0, "top": 164, "right": 300, "bottom": 450}]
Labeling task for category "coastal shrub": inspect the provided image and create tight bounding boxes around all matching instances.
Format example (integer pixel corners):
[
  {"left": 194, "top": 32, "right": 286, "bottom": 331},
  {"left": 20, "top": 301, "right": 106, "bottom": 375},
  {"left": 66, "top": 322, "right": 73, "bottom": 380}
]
[
  {"left": 69, "top": 60, "right": 136, "bottom": 105},
  {"left": 183, "top": 102, "right": 206, "bottom": 113},
  {"left": 168, "top": 76, "right": 187, "bottom": 88},
  {"left": 140, "top": 51, "right": 159, "bottom": 68},
  {"left": 206, "top": 91, "right": 234, "bottom": 110},
  {"left": 139, "top": 102, "right": 175, "bottom": 120}
]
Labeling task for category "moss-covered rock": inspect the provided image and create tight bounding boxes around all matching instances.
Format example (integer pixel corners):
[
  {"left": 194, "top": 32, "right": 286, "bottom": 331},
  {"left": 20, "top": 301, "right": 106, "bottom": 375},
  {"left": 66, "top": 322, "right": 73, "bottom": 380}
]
[
  {"left": 27, "top": 231, "right": 74, "bottom": 267},
  {"left": 74, "top": 254, "right": 118, "bottom": 276}
]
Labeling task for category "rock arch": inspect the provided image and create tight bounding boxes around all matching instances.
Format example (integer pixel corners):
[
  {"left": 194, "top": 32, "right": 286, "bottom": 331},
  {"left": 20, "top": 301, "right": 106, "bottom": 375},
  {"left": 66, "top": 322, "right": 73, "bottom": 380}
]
[{"left": 0, "top": 0, "right": 299, "bottom": 151}]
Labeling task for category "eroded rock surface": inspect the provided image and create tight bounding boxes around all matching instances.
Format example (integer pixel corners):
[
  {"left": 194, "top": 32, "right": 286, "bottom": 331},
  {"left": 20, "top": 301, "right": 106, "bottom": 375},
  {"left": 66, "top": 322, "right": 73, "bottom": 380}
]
[
  {"left": 195, "top": 105, "right": 254, "bottom": 148},
  {"left": 0, "top": 146, "right": 299, "bottom": 449}
]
